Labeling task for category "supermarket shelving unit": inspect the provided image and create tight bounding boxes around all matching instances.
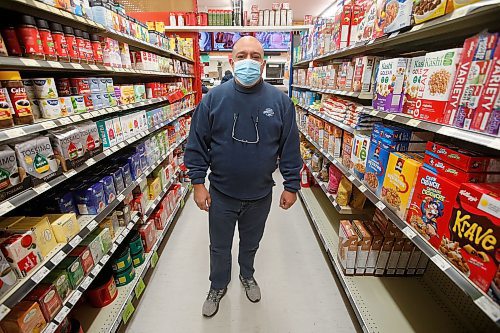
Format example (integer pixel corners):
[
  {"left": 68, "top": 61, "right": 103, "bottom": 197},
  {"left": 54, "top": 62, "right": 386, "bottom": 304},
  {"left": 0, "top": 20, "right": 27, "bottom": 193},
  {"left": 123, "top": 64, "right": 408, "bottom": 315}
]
[
  {"left": 162, "top": 25, "right": 311, "bottom": 32},
  {"left": 0, "top": 0, "right": 196, "bottom": 329},
  {"left": 291, "top": 1, "right": 500, "bottom": 331}
]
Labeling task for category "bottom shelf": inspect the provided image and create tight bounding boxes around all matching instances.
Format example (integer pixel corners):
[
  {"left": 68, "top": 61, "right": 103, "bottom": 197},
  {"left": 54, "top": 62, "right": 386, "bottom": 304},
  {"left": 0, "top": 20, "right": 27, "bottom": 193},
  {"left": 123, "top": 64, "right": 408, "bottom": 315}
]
[
  {"left": 299, "top": 187, "right": 468, "bottom": 333},
  {"left": 75, "top": 185, "right": 191, "bottom": 333}
]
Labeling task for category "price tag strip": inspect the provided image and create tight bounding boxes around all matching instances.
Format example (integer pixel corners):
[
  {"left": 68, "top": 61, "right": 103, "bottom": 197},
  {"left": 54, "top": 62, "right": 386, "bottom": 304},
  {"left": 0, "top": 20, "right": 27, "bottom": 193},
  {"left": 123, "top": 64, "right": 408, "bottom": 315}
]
[
  {"left": 68, "top": 290, "right": 82, "bottom": 306},
  {"left": 50, "top": 251, "right": 66, "bottom": 266},
  {"left": 31, "top": 266, "right": 51, "bottom": 284},
  {"left": 431, "top": 254, "right": 451, "bottom": 272},
  {"left": 33, "top": 182, "right": 51, "bottom": 194},
  {"left": 4, "top": 127, "right": 26, "bottom": 139},
  {"left": 54, "top": 305, "right": 71, "bottom": 323},
  {"left": 69, "top": 235, "right": 83, "bottom": 249},
  {"left": 474, "top": 296, "right": 500, "bottom": 322}
]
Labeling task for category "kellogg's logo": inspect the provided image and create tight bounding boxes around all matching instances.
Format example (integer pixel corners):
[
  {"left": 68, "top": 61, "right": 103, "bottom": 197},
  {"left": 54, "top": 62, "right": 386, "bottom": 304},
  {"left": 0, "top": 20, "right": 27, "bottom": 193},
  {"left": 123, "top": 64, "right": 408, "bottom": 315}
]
[{"left": 459, "top": 189, "right": 478, "bottom": 202}]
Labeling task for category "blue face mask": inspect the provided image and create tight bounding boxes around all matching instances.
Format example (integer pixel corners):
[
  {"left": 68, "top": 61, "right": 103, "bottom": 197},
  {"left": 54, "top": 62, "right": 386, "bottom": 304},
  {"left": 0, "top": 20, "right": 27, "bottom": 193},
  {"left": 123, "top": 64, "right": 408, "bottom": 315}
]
[{"left": 233, "top": 59, "right": 262, "bottom": 87}]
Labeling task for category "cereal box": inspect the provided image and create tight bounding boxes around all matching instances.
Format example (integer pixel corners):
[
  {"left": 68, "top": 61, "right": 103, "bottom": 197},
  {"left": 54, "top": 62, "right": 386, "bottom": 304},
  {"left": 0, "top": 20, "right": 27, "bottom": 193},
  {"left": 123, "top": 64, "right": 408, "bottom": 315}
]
[
  {"left": 353, "top": 0, "right": 377, "bottom": 44},
  {"left": 338, "top": 220, "right": 358, "bottom": 275},
  {"left": 444, "top": 183, "right": 499, "bottom": 294},
  {"left": 364, "top": 138, "right": 392, "bottom": 196},
  {"left": 373, "top": 58, "right": 408, "bottom": 113},
  {"left": 386, "top": 238, "right": 405, "bottom": 275},
  {"left": 396, "top": 239, "right": 415, "bottom": 275},
  {"left": 442, "top": 36, "right": 479, "bottom": 125},
  {"left": 425, "top": 141, "right": 500, "bottom": 173},
  {"left": 375, "top": 237, "right": 395, "bottom": 275},
  {"left": 413, "top": 0, "right": 451, "bottom": 24},
  {"left": 406, "top": 167, "right": 460, "bottom": 248},
  {"left": 407, "top": 246, "right": 422, "bottom": 275},
  {"left": 414, "top": 48, "right": 463, "bottom": 122},
  {"left": 384, "top": 0, "right": 413, "bottom": 34},
  {"left": 342, "top": 131, "right": 354, "bottom": 170},
  {"left": 402, "top": 56, "right": 426, "bottom": 116},
  {"left": 352, "top": 56, "right": 379, "bottom": 94},
  {"left": 363, "top": 220, "right": 383, "bottom": 275},
  {"left": 351, "top": 134, "right": 371, "bottom": 180},
  {"left": 373, "top": 208, "right": 402, "bottom": 238},
  {"left": 454, "top": 34, "right": 499, "bottom": 129},
  {"left": 423, "top": 154, "right": 500, "bottom": 183},
  {"left": 381, "top": 152, "right": 422, "bottom": 219},
  {"left": 373, "top": 0, "right": 387, "bottom": 39},
  {"left": 373, "top": 123, "right": 435, "bottom": 142},
  {"left": 352, "top": 220, "right": 373, "bottom": 275}
]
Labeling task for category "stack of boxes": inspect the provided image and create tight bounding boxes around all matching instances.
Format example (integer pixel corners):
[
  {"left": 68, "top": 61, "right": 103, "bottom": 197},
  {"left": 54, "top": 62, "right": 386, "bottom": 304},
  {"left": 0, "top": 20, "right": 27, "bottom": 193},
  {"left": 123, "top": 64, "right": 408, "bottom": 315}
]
[{"left": 256, "top": 3, "right": 293, "bottom": 26}]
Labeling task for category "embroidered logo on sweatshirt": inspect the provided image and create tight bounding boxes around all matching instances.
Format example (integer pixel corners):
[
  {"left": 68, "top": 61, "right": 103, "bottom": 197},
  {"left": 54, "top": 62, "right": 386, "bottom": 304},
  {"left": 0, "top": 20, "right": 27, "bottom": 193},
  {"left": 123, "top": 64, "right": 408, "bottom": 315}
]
[{"left": 263, "top": 108, "right": 274, "bottom": 117}]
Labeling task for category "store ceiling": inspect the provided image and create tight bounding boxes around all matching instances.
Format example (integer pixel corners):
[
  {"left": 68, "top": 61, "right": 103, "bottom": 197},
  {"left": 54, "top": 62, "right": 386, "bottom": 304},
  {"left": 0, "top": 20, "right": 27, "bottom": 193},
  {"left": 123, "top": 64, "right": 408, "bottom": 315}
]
[{"left": 121, "top": 0, "right": 328, "bottom": 21}]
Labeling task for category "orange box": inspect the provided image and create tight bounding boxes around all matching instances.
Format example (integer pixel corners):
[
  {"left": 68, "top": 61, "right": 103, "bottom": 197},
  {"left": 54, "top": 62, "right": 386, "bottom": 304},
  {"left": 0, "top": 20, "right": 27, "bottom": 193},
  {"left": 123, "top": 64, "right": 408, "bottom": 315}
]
[
  {"left": 1, "top": 301, "right": 46, "bottom": 333},
  {"left": 352, "top": 220, "right": 373, "bottom": 275}
]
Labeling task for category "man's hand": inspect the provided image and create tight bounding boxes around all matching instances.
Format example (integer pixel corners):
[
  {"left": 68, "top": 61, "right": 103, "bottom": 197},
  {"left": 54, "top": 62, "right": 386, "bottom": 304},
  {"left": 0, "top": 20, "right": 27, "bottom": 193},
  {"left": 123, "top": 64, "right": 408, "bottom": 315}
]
[
  {"left": 280, "top": 190, "right": 297, "bottom": 210},
  {"left": 193, "top": 184, "right": 211, "bottom": 211}
]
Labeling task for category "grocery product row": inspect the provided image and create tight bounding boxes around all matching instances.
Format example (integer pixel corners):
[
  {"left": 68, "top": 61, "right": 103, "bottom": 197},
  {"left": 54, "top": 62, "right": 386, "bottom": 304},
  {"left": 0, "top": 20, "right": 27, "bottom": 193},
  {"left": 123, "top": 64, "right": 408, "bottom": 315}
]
[
  {"left": 0, "top": 0, "right": 194, "bottom": 61},
  {"left": 0, "top": 150, "right": 189, "bottom": 333},
  {"left": 293, "top": 0, "right": 496, "bottom": 63},
  {"left": 297, "top": 111, "right": 500, "bottom": 309},
  {"left": 292, "top": 30, "right": 500, "bottom": 139},
  {"left": 0, "top": 118, "right": 190, "bottom": 309}
]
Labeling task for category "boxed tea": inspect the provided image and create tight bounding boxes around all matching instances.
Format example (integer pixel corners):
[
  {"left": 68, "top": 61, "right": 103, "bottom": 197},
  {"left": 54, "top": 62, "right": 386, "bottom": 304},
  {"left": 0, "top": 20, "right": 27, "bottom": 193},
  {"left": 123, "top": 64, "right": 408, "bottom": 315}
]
[
  {"left": 49, "top": 127, "right": 87, "bottom": 172},
  {"left": 0, "top": 230, "right": 43, "bottom": 277},
  {"left": 26, "top": 284, "right": 62, "bottom": 321},
  {"left": 44, "top": 214, "right": 80, "bottom": 244},
  {"left": 9, "top": 217, "right": 57, "bottom": 257},
  {"left": 58, "top": 257, "right": 84, "bottom": 289},
  {"left": 79, "top": 232, "right": 104, "bottom": 264},
  {"left": 0, "top": 145, "right": 31, "bottom": 201},
  {"left": 69, "top": 246, "right": 95, "bottom": 275},
  {"left": 43, "top": 269, "right": 71, "bottom": 301},
  {"left": 79, "top": 121, "right": 102, "bottom": 158},
  {"left": 0, "top": 301, "right": 46, "bottom": 333}
]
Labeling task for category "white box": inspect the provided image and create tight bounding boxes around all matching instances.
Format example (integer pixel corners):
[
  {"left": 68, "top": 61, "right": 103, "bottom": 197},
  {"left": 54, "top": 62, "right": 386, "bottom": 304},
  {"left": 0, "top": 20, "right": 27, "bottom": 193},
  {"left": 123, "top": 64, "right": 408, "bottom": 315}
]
[
  {"left": 258, "top": 10, "right": 264, "bottom": 26},
  {"left": 280, "top": 9, "right": 287, "bottom": 27},
  {"left": 263, "top": 10, "right": 270, "bottom": 26},
  {"left": 287, "top": 9, "right": 293, "bottom": 26}
]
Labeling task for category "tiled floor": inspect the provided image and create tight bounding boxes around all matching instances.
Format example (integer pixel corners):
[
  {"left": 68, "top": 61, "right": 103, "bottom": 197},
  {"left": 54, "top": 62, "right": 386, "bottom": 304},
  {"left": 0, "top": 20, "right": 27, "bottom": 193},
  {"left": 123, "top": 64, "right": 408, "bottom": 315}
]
[{"left": 126, "top": 174, "right": 360, "bottom": 333}]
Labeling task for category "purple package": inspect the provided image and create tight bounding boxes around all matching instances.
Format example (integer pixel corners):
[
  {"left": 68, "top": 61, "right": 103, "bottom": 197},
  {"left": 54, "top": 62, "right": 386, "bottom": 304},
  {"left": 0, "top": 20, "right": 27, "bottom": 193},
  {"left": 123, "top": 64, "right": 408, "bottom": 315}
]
[
  {"left": 127, "top": 153, "right": 142, "bottom": 180},
  {"left": 114, "top": 86, "right": 121, "bottom": 105},
  {"left": 99, "top": 175, "right": 117, "bottom": 205},
  {"left": 373, "top": 58, "right": 408, "bottom": 113},
  {"left": 486, "top": 108, "right": 500, "bottom": 135}
]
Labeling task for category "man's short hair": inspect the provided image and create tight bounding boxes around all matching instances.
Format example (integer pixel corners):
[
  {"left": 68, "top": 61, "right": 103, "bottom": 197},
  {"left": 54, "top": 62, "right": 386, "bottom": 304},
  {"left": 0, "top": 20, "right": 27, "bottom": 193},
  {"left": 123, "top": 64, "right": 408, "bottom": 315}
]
[{"left": 225, "top": 70, "right": 232, "bottom": 75}]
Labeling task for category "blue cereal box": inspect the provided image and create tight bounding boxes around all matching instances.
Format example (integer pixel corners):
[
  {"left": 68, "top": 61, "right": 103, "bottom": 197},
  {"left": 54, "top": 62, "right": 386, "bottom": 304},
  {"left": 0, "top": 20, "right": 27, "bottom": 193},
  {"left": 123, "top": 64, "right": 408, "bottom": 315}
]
[{"left": 364, "top": 138, "right": 392, "bottom": 196}]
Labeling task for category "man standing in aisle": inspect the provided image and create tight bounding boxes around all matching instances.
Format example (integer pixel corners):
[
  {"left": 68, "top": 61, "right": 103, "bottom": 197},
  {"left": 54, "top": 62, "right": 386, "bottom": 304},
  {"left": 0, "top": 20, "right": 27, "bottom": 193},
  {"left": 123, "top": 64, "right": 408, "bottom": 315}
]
[{"left": 185, "top": 36, "right": 302, "bottom": 318}]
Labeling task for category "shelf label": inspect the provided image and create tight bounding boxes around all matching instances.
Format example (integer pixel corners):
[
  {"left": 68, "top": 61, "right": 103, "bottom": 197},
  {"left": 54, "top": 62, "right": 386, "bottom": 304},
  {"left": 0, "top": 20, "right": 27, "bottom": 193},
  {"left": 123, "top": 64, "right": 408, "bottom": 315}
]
[
  {"left": 20, "top": 58, "right": 38, "bottom": 67},
  {"left": 87, "top": 220, "right": 98, "bottom": 231},
  {"left": 180, "top": 197, "right": 185, "bottom": 209},
  {"left": 90, "top": 264, "right": 101, "bottom": 277},
  {"left": 40, "top": 121, "right": 56, "bottom": 129},
  {"left": 117, "top": 194, "right": 125, "bottom": 202},
  {"left": 117, "top": 234, "right": 125, "bottom": 244},
  {"left": 474, "top": 296, "right": 500, "bottom": 322},
  {"left": 0, "top": 201, "right": 15, "bottom": 215},
  {"left": 151, "top": 251, "right": 159, "bottom": 268},
  {"left": 122, "top": 300, "right": 135, "bottom": 324},
  {"left": 358, "top": 185, "right": 367, "bottom": 193},
  {"left": 135, "top": 278, "right": 146, "bottom": 299},
  {"left": 71, "top": 63, "right": 84, "bottom": 70},
  {"left": 430, "top": 254, "right": 451, "bottom": 272},
  {"left": 388, "top": 31, "right": 400, "bottom": 38},
  {"left": 0, "top": 305, "right": 10, "bottom": 322},
  {"left": 127, "top": 222, "right": 134, "bottom": 230},
  {"left": 407, "top": 119, "right": 421, "bottom": 127},
  {"left": 367, "top": 39, "right": 375, "bottom": 45},
  {"left": 70, "top": 115, "right": 83, "bottom": 122},
  {"left": 58, "top": 117, "right": 72, "bottom": 125},
  {"left": 111, "top": 243, "right": 118, "bottom": 253},
  {"left": 69, "top": 235, "right": 83, "bottom": 248},
  {"left": 68, "top": 290, "right": 82, "bottom": 305},
  {"left": 369, "top": 110, "right": 378, "bottom": 116},
  {"left": 31, "top": 266, "right": 50, "bottom": 283},
  {"left": 44, "top": 322, "right": 59, "bottom": 333},
  {"left": 48, "top": 61, "right": 64, "bottom": 69},
  {"left": 63, "top": 169, "right": 77, "bottom": 179},
  {"left": 101, "top": 254, "right": 111, "bottom": 264},
  {"left": 375, "top": 201, "right": 386, "bottom": 211},
  {"left": 85, "top": 158, "right": 96, "bottom": 167},
  {"left": 4, "top": 127, "right": 26, "bottom": 138},
  {"left": 54, "top": 306, "right": 71, "bottom": 323},
  {"left": 402, "top": 227, "right": 417, "bottom": 239},
  {"left": 385, "top": 114, "right": 396, "bottom": 120},
  {"left": 33, "top": 182, "right": 51, "bottom": 194},
  {"left": 82, "top": 113, "right": 92, "bottom": 119},
  {"left": 89, "top": 64, "right": 99, "bottom": 70},
  {"left": 103, "top": 149, "right": 113, "bottom": 156},
  {"left": 50, "top": 251, "right": 66, "bottom": 266},
  {"left": 347, "top": 175, "right": 355, "bottom": 182},
  {"left": 80, "top": 276, "right": 93, "bottom": 289}
]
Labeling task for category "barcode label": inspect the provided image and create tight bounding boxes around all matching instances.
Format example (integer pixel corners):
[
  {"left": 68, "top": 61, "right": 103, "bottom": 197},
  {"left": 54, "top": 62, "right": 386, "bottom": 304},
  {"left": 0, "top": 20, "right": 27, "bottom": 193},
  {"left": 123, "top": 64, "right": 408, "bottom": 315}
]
[
  {"left": 44, "top": 322, "right": 59, "bottom": 333},
  {"left": 86, "top": 158, "right": 96, "bottom": 167},
  {"left": 358, "top": 185, "right": 367, "bottom": 193},
  {"left": 376, "top": 201, "right": 386, "bottom": 211},
  {"left": 70, "top": 115, "right": 83, "bottom": 122},
  {"left": 33, "top": 182, "right": 51, "bottom": 194},
  {"left": 87, "top": 220, "right": 98, "bottom": 231},
  {"left": 431, "top": 255, "right": 451, "bottom": 272},
  {"left": 63, "top": 169, "right": 77, "bottom": 178},
  {"left": 347, "top": 175, "right": 355, "bottom": 182},
  {"left": 71, "top": 63, "right": 84, "bottom": 70},
  {"left": 101, "top": 254, "right": 111, "bottom": 264},
  {"left": 69, "top": 235, "right": 83, "bottom": 248},
  {"left": 54, "top": 306, "right": 71, "bottom": 323},
  {"left": 50, "top": 251, "right": 66, "bottom": 266},
  {"left": 48, "top": 61, "right": 64, "bottom": 68},
  {"left": 81, "top": 276, "right": 93, "bottom": 289},
  {"left": 89, "top": 64, "right": 99, "bottom": 70},
  {"left": 68, "top": 290, "right": 82, "bottom": 305},
  {"left": 4, "top": 127, "right": 26, "bottom": 138},
  {"left": 0, "top": 201, "right": 15, "bottom": 215},
  {"left": 20, "top": 58, "right": 39, "bottom": 67},
  {"left": 59, "top": 117, "right": 72, "bottom": 125},
  {"left": 474, "top": 296, "right": 500, "bottom": 322},
  {"left": 402, "top": 227, "right": 417, "bottom": 239},
  {"left": 0, "top": 305, "right": 10, "bottom": 322},
  {"left": 407, "top": 119, "right": 421, "bottom": 127},
  {"left": 386, "top": 114, "right": 396, "bottom": 120},
  {"left": 91, "top": 265, "right": 101, "bottom": 276},
  {"left": 31, "top": 266, "right": 51, "bottom": 283},
  {"left": 40, "top": 121, "right": 56, "bottom": 129}
]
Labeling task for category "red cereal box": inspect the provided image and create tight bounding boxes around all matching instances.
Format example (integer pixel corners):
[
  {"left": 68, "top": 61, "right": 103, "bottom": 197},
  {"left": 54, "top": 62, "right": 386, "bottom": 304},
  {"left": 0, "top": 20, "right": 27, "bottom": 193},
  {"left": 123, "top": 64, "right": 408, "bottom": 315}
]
[
  {"left": 443, "top": 36, "right": 479, "bottom": 125},
  {"left": 406, "top": 167, "right": 461, "bottom": 248},
  {"left": 444, "top": 183, "right": 500, "bottom": 294},
  {"left": 423, "top": 154, "right": 500, "bottom": 183},
  {"left": 426, "top": 141, "right": 500, "bottom": 173}
]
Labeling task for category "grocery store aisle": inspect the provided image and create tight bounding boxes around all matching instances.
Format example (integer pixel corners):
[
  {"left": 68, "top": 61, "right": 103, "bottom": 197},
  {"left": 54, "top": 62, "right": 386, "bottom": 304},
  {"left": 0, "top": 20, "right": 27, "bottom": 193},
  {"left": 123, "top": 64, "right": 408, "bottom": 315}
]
[{"left": 126, "top": 173, "right": 359, "bottom": 333}]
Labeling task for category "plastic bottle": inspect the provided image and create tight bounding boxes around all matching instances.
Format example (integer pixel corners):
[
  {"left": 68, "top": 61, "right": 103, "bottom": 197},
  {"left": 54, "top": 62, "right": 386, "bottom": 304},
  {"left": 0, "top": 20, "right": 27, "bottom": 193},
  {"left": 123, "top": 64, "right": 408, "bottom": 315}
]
[
  {"left": 49, "top": 22, "right": 70, "bottom": 62},
  {"left": 36, "top": 19, "right": 57, "bottom": 61}
]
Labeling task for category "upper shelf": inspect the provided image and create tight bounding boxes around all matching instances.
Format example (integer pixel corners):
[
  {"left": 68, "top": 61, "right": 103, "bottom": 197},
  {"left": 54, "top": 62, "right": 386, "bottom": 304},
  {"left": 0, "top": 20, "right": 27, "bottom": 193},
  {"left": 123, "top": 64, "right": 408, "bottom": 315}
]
[
  {"left": 293, "top": 1, "right": 500, "bottom": 66},
  {"left": 164, "top": 25, "right": 311, "bottom": 32},
  {"left": 0, "top": 0, "right": 194, "bottom": 62}
]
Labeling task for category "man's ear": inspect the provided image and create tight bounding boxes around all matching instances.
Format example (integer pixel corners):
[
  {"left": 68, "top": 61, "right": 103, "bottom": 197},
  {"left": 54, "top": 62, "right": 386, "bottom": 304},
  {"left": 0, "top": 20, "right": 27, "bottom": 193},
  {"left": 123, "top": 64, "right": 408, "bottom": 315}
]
[{"left": 261, "top": 60, "right": 266, "bottom": 72}]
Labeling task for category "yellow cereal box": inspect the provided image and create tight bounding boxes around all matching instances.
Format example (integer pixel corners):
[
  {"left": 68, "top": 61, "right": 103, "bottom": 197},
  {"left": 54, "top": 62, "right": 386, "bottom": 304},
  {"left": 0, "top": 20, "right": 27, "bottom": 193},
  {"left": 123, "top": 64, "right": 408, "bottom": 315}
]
[{"left": 381, "top": 152, "right": 422, "bottom": 220}]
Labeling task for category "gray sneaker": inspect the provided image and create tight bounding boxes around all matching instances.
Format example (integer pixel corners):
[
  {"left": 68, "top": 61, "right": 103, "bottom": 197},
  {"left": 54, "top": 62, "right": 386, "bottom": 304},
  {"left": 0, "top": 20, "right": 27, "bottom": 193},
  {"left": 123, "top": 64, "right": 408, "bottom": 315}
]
[
  {"left": 239, "top": 275, "right": 261, "bottom": 303},
  {"left": 202, "top": 288, "right": 227, "bottom": 317}
]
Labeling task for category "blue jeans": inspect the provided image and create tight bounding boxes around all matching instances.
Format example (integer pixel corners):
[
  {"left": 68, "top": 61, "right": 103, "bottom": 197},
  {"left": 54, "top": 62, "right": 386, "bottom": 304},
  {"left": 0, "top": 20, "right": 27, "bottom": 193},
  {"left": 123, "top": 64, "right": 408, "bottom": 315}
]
[{"left": 209, "top": 186, "right": 272, "bottom": 289}]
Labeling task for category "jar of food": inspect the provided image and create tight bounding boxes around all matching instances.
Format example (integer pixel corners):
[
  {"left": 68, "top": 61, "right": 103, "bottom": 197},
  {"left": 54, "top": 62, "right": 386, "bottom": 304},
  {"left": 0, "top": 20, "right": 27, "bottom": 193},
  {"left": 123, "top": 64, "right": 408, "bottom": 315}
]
[
  {"left": 0, "top": 24, "right": 22, "bottom": 56},
  {"left": 90, "top": 34, "right": 103, "bottom": 65},
  {"left": 0, "top": 71, "right": 34, "bottom": 125},
  {"left": 0, "top": 87, "right": 14, "bottom": 128},
  {"left": 63, "top": 26, "right": 80, "bottom": 63},
  {"left": 49, "top": 22, "right": 70, "bottom": 62},
  {"left": 73, "top": 29, "right": 87, "bottom": 64},
  {"left": 82, "top": 31, "right": 94, "bottom": 64},
  {"left": 36, "top": 19, "right": 57, "bottom": 61},
  {"left": 16, "top": 15, "right": 44, "bottom": 59}
]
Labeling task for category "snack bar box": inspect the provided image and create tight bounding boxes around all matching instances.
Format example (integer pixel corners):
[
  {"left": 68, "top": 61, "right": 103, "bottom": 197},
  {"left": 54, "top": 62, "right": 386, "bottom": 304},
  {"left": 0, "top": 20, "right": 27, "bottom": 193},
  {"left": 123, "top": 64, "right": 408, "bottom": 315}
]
[{"left": 446, "top": 183, "right": 499, "bottom": 296}]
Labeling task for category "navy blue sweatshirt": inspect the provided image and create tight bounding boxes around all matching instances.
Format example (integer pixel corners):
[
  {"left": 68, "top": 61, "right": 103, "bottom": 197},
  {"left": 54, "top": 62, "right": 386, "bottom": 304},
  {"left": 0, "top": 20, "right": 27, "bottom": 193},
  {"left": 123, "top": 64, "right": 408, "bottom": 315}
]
[{"left": 185, "top": 79, "right": 302, "bottom": 200}]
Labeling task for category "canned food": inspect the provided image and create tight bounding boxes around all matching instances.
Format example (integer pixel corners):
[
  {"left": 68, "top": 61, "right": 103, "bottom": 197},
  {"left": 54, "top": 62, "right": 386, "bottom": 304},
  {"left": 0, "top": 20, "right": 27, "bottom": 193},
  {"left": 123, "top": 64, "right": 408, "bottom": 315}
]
[
  {"left": 70, "top": 78, "right": 90, "bottom": 95},
  {"left": 56, "top": 78, "right": 71, "bottom": 96},
  {"left": 39, "top": 98, "right": 62, "bottom": 118},
  {"left": 71, "top": 95, "right": 87, "bottom": 113},
  {"left": 32, "top": 77, "right": 58, "bottom": 99}
]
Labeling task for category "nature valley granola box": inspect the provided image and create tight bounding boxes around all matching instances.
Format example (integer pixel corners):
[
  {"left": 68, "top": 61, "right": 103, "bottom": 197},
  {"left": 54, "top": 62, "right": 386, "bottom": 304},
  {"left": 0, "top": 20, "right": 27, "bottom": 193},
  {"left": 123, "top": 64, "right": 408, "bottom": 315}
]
[
  {"left": 381, "top": 152, "right": 422, "bottom": 220},
  {"left": 414, "top": 48, "right": 463, "bottom": 122},
  {"left": 444, "top": 183, "right": 499, "bottom": 295}
]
